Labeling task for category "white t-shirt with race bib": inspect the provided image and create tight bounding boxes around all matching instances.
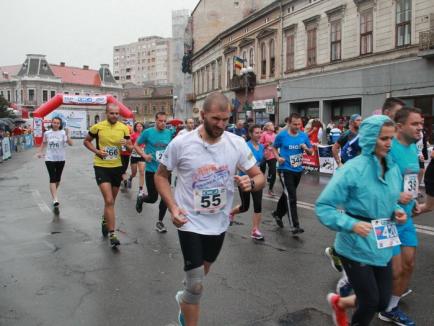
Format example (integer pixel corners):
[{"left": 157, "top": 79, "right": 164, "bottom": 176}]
[
  {"left": 43, "top": 130, "right": 68, "bottom": 162},
  {"left": 161, "top": 130, "right": 256, "bottom": 235}
]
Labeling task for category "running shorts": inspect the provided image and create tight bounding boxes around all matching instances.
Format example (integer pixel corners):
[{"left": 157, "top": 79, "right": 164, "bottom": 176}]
[
  {"left": 393, "top": 217, "right": 418, "bottom": 256},
  {"left": 178, "top": 230, "right": 225, "bottom": 271},
  {"left": 130, "top": 156, "right": 146, "bottom": 164},
  {"left": 45, "top": 161, "right": 65, "bottom": 183},
  {"left": 94, "top": 166, "right": 123, "bottom": 187},
  {"left": 121, "top": 155, "right": 130, "bottom": 174},
  {"left": 424, "top": 160, "right": 434, "bottom": 197}
]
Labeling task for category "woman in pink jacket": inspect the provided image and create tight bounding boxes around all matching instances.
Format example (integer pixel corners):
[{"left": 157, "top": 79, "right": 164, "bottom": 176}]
[{"left": 260, "top": 122, "right": 277, "bottom": 196}]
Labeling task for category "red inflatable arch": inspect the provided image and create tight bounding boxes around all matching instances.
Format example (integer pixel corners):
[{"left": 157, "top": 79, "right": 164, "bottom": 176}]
[{"left": 32, "top": 94, "right": 134, "bottom": 146}]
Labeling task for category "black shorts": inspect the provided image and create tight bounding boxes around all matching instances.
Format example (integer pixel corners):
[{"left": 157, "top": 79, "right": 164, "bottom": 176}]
[
  {"left": 419, "top": 161, "right": 425, "bottom": 169},
  {"left": 425, "top": 160, "right": 434, "bottom": 196},
  {"left": 130, "top": 156, "right": 145, "bottom": 164},
  {"left": 94, "top": 166, "right": 123, "bottom": 187},
  {"left": 121, "top": 155, "right": 130, "bottom": 174},
  {"left": 45, "top": 161, "right": 65, "bottom": 183},
  {"left": 178, "top": 230, "right": 225, "bottom": 271}
]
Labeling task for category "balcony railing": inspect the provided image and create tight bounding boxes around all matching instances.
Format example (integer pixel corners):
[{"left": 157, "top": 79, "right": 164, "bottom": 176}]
[
  {"left": 229, "top": 72, "right": 257, "bottom": 92},
  {"left": 419, "top": 30, "right": 434, "bottom": 51}
]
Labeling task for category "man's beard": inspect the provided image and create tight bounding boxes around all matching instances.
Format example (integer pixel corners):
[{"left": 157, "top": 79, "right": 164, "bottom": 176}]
[{"left": 204, "top": 120, "right": 224, "bottom": 139}]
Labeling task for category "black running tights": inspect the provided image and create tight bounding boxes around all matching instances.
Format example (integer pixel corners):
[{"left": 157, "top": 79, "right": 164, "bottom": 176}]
[{"left": 340, "top": 255, "right": 392, "bottom": 326}]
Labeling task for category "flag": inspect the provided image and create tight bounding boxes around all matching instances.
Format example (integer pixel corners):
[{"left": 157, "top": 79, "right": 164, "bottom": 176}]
[{"left": 234, "top": 56, "right": 244, "bottom": 70}]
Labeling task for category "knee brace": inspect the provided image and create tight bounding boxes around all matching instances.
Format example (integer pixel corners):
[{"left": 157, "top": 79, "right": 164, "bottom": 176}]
[{"left": 181, "top": 266, "right": 204, "bottom": 304}]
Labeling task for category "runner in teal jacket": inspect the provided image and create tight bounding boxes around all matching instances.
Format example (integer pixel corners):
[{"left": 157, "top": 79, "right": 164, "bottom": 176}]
[{"left": 315, "top": 115, "right": 407, "bottom": 326}]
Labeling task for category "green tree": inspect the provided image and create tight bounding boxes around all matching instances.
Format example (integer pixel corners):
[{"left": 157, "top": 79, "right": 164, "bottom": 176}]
[{"left": 0, "top": 95, "right": 13, "bottom": 118}]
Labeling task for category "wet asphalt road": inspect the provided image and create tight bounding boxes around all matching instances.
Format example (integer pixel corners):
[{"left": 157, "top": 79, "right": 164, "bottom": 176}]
[{"left": 0, "top": 146, "right": 433, "bottom": 326}]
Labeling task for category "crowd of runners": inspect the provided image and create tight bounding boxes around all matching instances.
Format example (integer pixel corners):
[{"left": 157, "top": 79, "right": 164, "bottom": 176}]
[{"left": 36, "top": 92, "right": 433, "bottom": 326}]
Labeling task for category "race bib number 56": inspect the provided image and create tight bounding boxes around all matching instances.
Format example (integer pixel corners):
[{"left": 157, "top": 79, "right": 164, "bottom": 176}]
[
  {"left": 193, "top": 188, "right": 227, "bottom": 214},
  {"left": 104, "top": 146, "right": 119, "bottom": 160}
]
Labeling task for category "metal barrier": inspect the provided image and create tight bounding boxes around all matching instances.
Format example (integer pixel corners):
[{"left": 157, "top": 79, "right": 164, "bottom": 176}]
[{"left": 0, "top": 135, "right": 34, "bottom": 162}]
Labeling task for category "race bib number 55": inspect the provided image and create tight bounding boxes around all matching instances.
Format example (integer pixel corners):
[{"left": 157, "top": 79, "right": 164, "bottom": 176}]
[{"left": 193, "top": 188, "right": 227, "bottom": 214}]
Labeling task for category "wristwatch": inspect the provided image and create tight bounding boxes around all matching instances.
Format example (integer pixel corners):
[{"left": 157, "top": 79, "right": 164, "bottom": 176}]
[{"left": 250, "top": 178, "right": 255, "bottom": 191}]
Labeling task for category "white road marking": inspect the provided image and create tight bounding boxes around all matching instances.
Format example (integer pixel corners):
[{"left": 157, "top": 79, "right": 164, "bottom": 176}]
[
  {"left": 263, "top": 195, "right": 433, "bottom": 237},
  {"left": 31, "top": 190, "right": 52, "bottom": 214}
]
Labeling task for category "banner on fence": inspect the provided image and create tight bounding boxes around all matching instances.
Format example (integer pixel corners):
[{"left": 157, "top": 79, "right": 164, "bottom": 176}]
[
  {"left": 24, "top": 134, "right": 33, "bottom": 149},
  {"left": 318, "top": 145, "right": 337, "bottom": 174},
  {"left": 302, "top": 144, "right": 320, "bottom": 172},
  {"left": 2, "top": 137, "right": 11, "bottom": 160}
]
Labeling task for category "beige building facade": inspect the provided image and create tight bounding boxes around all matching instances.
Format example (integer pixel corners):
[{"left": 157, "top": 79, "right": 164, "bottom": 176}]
[
  {"left": 122, "top": 84, "right": 174, "bottom": 123},
  {"left": 189, "top": 0, "right": 434, "bottom": 140}
]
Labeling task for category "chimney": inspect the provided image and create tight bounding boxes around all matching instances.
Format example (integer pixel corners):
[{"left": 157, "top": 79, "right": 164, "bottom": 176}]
[
  {"left": 60, "top": 62, "right": 65, "bottom": 67},
  {"left": 83, "top": 65, "right": 89, "bottom": 70}
]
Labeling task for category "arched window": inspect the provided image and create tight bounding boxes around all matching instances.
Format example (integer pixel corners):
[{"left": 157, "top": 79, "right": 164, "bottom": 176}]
[
  {"left": 269, "top": 39, "right": 275, "bottom": 77},
  {"left": 249, "top": 47, "right": 254, "bottom": 68},
  {"left": 226, "top": 57, "right": 231, "bottom": 88},
  {"left": 242, "top": 51, "right": 247, "bottom": 65},
  {"left": 260, "top": 43, "right": 267, "bottom": 78}
]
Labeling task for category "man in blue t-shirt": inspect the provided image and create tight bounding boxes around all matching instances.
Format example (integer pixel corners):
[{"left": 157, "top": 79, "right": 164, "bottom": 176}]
[
  {"left": 134, "top": 111, "right": 174, "bottom": 233},
  {"left": 332, "top": 114, "right": 362, "bottom": 168},
  {"left": 379, "top": 107, "right": 423, "bottom": 326},
  {"left": 231, "top": 120, "right": 247, "bottom": 139},
  {"left": 272, "top": 113, "right": 313, "bottom": 234}
]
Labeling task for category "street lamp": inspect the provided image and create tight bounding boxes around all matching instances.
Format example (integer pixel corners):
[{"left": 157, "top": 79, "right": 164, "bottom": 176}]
[
  {"left": 276, "top": 83, "right": 281, "bottom": 126},
  {"left": 172, "top": 95, "right": 178, "bottom": 119},
  {"left": 240, "top": 66, "right": 253, "bottom": 114}
]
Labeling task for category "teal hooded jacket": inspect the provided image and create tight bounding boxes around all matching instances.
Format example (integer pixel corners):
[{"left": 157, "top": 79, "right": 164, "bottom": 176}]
[{"left": 315, "top": 115, "right": 403, "bottom": 267}]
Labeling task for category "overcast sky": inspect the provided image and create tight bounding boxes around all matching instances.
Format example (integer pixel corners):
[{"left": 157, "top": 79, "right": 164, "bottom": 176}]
[{"left": 0, "top": 0, "right": 198, "bottom": 69}]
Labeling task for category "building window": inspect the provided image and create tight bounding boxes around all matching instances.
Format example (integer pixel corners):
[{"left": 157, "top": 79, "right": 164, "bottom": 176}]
[
  {"left": 260, "top": 43, "right": 267, "bottom": 78},
  {"left": 242, "top": 51, "right": 247, "bottom": 66},
  {"left": 249, "top": 48, "right": 254, "bottom": 67},
  {"left": 330, "top": 20, "right": 342, "bottom": 61},
  {"left": 201, "top": 68, "right": 205, "bottom": 93},
  {"left": 227, "top": 58, "right": 231, "bottom": 88},
  {"left": 396, "top": 0, "right": 411, "bottom": 47},
  {"left": 307, "top": 28, "right": 317, "bottom": 66},
  {"left": 28, "top": 89, "right": 35, "bottom": 102},
  {"left": 206, "top": 65, "right": 209, "bottom": 92},
  {"left": 360, "top": 10, "right": 373, "bottom": 55},
  {"left": 218, "top": 60, "right": 222, "bottom": 89},
  {"left": 286, "top": 34, "right": 295, "bottom": 72},
  {"left": 42, "top": 90, "right": 48, "bottom": 102},
  {"left": 211, "top": 62, "right": 216, "bottom": 90},
  {"left": 7, "top": 90, "right": 11, "bottom": 102},
  {"left": 50, "top": 90, "right": 56, "bottom": 98},
  {"left": 269, "top": 39, "right": 275, "bottom": 77}
]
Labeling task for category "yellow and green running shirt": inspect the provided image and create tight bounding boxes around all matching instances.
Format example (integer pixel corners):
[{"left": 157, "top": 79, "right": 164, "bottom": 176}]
[{"left": 88, "top": 120, "right": 130, "bottom": 168}]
